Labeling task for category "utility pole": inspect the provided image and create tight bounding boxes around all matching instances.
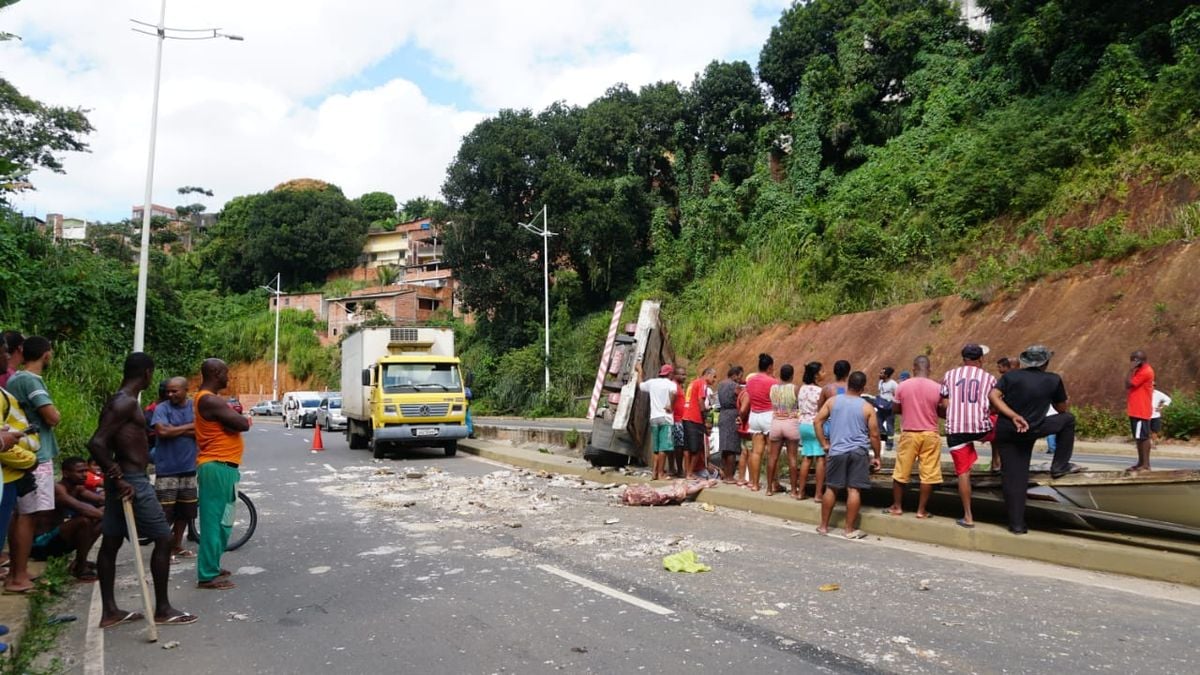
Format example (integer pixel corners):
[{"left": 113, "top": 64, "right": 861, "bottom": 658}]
[
  {"left": 519, "top": 205, "right": 555, "bottom": 393},
  {"left": 261, "top": 274, "right": 282, "bottom": 401}
]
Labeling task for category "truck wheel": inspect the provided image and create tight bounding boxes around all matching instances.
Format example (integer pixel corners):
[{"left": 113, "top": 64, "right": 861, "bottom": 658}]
[
  {"left": 443, "top": 441, "right": 458, "bottom": 457},
  {"left": 371, "top": 438, "right": 388, "bottom": 459}
]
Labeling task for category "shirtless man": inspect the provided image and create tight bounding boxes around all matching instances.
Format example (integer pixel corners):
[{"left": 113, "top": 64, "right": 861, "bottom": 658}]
[{"left": 88, "top": 352, "right": 196, "bottom": 628}]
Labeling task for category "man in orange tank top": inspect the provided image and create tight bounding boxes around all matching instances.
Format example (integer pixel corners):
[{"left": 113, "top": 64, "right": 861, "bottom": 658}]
[{"left": 193, "top": 359, "right": 250, "bottom": 590}]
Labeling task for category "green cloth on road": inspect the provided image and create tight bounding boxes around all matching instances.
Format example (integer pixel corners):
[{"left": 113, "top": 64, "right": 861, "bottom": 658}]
[
  {"left": 662, "top": 550, "right": 710, "bottom": 573},
  {"left": 197, "top": 460, "right": 239, "bottom": 582}
]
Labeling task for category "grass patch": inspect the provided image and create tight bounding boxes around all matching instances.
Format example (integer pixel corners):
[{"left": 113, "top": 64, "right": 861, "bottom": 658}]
[{"left": 2, "top": 556, "right": 73, "bottom": 675}]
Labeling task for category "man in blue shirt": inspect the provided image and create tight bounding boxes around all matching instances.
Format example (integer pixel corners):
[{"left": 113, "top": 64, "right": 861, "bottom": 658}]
[{"left": 151, "top": 377, "right": 199, "bottom": 558}]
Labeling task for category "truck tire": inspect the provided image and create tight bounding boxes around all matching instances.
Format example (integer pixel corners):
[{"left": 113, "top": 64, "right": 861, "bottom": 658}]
[
  {"left": 443, "top": 441, "right": 457, "bottom": 457},
  {"left": 371, "top": 437, "right": 388, "bottom": 460}
]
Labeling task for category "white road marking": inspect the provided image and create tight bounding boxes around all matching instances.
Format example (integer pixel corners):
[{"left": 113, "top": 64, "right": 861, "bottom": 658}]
[
  {"left": 537, "top": 564, "right": 674, "bottom": 616},
  {"left": 83, "top": 580, "right": 105, "bottom": 675}
]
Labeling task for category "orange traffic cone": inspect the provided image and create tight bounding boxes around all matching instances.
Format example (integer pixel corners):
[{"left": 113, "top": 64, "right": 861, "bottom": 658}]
[{"left": 311, "top": 423, "right": 324, "bottom": 452}]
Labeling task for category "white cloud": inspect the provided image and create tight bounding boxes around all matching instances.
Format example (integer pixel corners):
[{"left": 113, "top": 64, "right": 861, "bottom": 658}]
[{"left": 2, "top": 0, "right": 788, "bottom": 220}]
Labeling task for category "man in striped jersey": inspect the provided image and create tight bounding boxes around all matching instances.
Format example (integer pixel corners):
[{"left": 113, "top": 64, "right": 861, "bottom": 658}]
[{"left": 940, "top": 344, "right": 995, "bottom": 528}]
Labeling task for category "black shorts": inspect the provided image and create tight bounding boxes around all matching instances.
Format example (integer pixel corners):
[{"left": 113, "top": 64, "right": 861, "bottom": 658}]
[
  {"left": 683, "top": 420, "right": 707, "bottom": 453},
  {"left": 103, "top": 472, "right": 172, "bottom": 541},
  {"left": 946, "top": 432, "right": 989, "bottom": 449},
  {"left": 825, "top": 449, "right": 872, "bottom": 490},
  {"left": 1129, "top": 417, "right": 1151, "bottom": 441},
  {"left": 1150, "top": 418, "right": 1163, "bottom": 434}
]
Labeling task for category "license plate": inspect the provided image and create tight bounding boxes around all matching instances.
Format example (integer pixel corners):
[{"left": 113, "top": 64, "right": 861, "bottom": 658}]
[{"left": 414, "top": 428, "right": 439, "bottom": 437}]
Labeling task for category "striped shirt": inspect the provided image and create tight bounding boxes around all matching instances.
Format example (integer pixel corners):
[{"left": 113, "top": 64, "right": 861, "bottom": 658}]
[{"left": 940, "top": 365, "right": 996, "bottom": 435}]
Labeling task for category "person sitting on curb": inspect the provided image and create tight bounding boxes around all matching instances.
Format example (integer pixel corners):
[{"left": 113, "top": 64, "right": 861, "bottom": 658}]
[{"left": 33, "top": 457, "right": 103, "bottom": 582}]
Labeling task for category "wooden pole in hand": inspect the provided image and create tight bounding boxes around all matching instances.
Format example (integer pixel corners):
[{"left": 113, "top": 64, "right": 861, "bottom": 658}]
[{"left": 123, "top": 498, "right": 159, "bottom": 643}]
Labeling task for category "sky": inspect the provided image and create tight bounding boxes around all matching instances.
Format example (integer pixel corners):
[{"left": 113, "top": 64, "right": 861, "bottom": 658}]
[{"left": 2, "top": 0, "right": 791, "bottom": 222}]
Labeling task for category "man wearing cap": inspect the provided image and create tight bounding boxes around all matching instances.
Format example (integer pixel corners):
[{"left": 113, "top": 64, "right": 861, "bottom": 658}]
[
  {"left": 635, "top": 362, "right": 678, "bottom": 481},
  {"left": 940, "top": 343, "right": 996, "bottom": 528},
  {"left": 1126, "top": 350, "right": 1155, "bottom": 472},
  {"left": 988, "top": 345, "right": 1080, "bottom": 534}
]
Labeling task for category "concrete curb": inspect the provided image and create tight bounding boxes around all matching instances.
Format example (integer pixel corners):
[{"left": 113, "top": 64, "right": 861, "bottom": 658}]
[{"left": 461, "top": 440, "right": 1200, "bottom": 587}]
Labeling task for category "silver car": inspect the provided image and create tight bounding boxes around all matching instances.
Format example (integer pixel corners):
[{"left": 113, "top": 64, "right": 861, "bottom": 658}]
[{"left": 316, "top": 395, "right": 346, "bottom": 430}]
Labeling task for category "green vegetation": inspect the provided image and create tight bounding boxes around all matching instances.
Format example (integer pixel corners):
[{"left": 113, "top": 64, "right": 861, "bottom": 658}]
[
  {"left": 446, "top": 0, "right": 1200, "bottom": 415},
  {"left": 1, "top": 556, "right": 71, "bottom": 675},
  {"left": 1163, "top": 391, "right": 1200, "bottom": 440}
]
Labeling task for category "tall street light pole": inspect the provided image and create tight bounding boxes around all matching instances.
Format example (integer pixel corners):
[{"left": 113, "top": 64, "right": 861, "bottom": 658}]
[
  {"left": 261, "top": 274, "right": 282, "bottom": 401},
  {"left": 130, "top": 3, "right": 242, "bottom": 351},
  {"left": 519, "top": 205, "right": 555, "bottom": 393}
]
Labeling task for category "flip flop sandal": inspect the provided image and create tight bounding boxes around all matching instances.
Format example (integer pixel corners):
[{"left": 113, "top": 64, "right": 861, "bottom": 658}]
[
  {"left": 197, "top": 579, "right": 236, "bottom": 590},
  {"left": 156, "top": 612, "right": 199, "bottom": 625},
  {"left": 172, "top": 549, "right": 197, "bottom": 558},
  {"left": 955, "top": 518, "right": 975, "bottom": 529},
  {"left": 880, "top": 509, "right": 902, "bottom": 516},
  {"left": 843, "top": 530, "right": 868, "bottom": 540},
  {"left": 101, "top": 610, "right": 144, "bottom": 629}
]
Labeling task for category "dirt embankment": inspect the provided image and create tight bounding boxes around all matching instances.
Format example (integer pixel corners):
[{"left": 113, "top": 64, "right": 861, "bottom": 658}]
[
  {"left": 187, "top": 360, "right": 320, "bottom": 405},
  {"left": 701, "top": 240, "right": 1200, "bottom": 408}
]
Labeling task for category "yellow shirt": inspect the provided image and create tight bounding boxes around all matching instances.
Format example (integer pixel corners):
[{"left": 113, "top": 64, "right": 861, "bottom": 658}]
[
  {"left": 0, "top": 388, "right": 39, "bottom": 483},
  {"left": 193, "top": 390, "right": 245, "bottom": 466}
]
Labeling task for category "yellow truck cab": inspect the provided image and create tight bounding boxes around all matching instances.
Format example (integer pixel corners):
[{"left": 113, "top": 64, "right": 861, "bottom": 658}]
[{"left": 341, "top": 327, "right": 468, "bottom": 458}]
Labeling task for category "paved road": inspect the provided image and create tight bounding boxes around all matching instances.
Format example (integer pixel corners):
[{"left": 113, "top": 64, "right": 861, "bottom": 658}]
[{"left": 81, "top": 421, "right": 1199, "bottom": 674}]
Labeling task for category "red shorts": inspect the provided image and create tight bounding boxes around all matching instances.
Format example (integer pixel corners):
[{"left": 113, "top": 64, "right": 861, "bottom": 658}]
[{"left": 949, "top": 442, "right": 978, "bottom": 476}]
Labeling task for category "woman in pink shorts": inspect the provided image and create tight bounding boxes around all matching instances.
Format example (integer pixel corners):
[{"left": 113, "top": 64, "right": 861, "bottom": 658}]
[{"left": 767, "top": 364, "right": 801, "bottom": 497}]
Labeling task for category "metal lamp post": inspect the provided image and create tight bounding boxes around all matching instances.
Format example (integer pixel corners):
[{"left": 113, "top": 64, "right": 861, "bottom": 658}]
[
  {"left": 130, "top": 1, "right": 242, "bottom": 351},
  {"left": 519, "top": 205, "right": 555, "bottom": 393},
  {"left": 261, "top": 274, "right": 282, "bottom": 401}
]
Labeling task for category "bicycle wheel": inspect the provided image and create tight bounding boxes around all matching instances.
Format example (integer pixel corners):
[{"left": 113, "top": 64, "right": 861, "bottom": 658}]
[{"left": 186, "top": 491, "right": 258, "bottom": 552}]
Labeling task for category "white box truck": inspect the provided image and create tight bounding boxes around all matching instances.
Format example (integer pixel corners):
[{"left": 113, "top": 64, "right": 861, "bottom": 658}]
[{"left": 341, "top": 326, "right": 468, "bottom": 459}]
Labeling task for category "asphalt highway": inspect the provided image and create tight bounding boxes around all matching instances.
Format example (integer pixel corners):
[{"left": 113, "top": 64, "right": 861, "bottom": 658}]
[{"left": 73, "top": 419, "right": 1200, "bottom": 674}]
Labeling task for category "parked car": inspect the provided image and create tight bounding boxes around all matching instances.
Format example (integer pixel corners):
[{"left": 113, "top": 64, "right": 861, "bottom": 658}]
[
  {"left": 228, "top": 397, "right": 243, "bottom": 414},
  {"left": 316, "top": 395, "right": 346, "bottom": 431},
  {"left": 267, "top": 400, "right": 283, "bottom": 415},
  {"left": 299, "top": 398, "right": 321, "bottom": 428},
  {"left": 249, "top": 401, "right": 274, "bottom": 416}
]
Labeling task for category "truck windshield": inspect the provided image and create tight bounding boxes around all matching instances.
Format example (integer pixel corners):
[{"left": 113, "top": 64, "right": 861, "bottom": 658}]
[{"left": 381, "top": 363, "right": 461, "bottom": 393}]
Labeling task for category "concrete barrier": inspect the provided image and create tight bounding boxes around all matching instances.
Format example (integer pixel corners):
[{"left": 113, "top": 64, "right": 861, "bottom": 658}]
[{"left": 461, "top": 439, "right": 1200, "bottom": 587}]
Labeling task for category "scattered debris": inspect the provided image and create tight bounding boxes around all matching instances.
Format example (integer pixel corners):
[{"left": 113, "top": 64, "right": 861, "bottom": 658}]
[
  {"left": 622, "top": 479, "right": 718, "bottom": 506},
  {"left": 402, "top": 501, "right": 417, "bottom": 507},
  {"left": 235, "top": 566, "right": 265, "bottom": 576},
  {"left": 818, "top": 583, "right": 840, "bottom": 592},
  {"left": 481, "top": 546, "right": 520, "bottom": 558},
  {"left": 161, "top": 640, "right": 180, "bottom": 650},
  {"left": 228, "top": 612, "right": 250, "bottom": 622},
  {"left": 754, "top": 609, "right": 779, "bottom": 616},
  {"left": 604, "top": 518, "right": 621, "bottom": 525},
  {"left": 405, "top": 471, "right": 425, "bottom": 479},
  {"left": 918, "top": 579, "right": 931, "bottom": 591},
  {"left": 308, "top": 566, "right": 332, "bottom": 575},
  {"left": 570, "top": 646, "right": 589, "bottom": 654},
  {"left": 701, "top": 503, "right": 716, "bottom": 512},
  {"left": 503, "top": 522, "right": 523, "bottom": 528},
  {"left": 662, "top": 550, "right": 711, "bottom": 573}
]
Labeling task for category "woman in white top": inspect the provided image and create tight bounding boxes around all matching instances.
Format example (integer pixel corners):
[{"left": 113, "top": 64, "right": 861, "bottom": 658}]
[
  {"left": 796, "top": 361, "right": 825, "bottom": 500},
  {"left": 767, "top": 364, "right": 801, "bottom": 497}
]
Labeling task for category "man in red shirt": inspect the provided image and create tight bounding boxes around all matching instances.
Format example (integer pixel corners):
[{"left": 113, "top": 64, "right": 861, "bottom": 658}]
[
  {"left": 885, "top": 356, "right": 943, "bottom": 519},
  {"left": 681, "top": 368, "right": 716, "bottom": 478},
  {"left": 1126, "top": 350, "right": 1155, "bottom": 472}
]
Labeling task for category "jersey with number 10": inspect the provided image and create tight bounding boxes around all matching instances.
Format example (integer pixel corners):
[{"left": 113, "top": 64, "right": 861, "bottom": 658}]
[{"left": 940, "top": 365, "right": 997, "bottom": 435}]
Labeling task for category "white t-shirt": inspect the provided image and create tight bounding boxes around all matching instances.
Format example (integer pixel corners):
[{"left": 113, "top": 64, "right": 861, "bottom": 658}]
[
  {"left": 878, "top": 379, "right": 897, "bottom": 402},
  {"left": 1152, "top": 389, "right": 1172, "bottom": 419},
  {"left": 639, "top": 377, "right": 677, "bottom": 423}
]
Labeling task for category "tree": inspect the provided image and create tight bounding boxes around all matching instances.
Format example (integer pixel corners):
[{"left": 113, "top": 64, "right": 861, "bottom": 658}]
[
  {"left": 355, "top": 191, "right": 397, "bottom": 223},
  {"left": 688, "top": 60, "right": 769, "bottom": 186},
  {"left": 398, "top": 196, "right": 440, "bottom": 222},
  {"left": 201, "top": 181, "right": 369, "bottom": 291},
  {"left": 1, "top": 1, "right": 93, "bottom": 198}
]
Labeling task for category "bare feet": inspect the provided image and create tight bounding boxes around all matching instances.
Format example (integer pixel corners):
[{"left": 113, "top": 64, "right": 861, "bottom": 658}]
[
  {"left": 881, "top": 507, "right": 902, "bottom": 516},
  {"left": 915, "top": 512, "right": 933, "bottom": 519},
  {"left": 815, "top": 526, "right": 828, "bottom": 535}
]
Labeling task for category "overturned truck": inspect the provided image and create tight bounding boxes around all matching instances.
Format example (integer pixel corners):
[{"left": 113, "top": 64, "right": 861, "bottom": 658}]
[{"left": 583, "top": 300, "right": 675, "bottom": 468}]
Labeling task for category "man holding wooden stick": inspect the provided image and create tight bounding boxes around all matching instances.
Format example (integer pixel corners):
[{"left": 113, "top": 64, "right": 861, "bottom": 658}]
[{"left": 88, "top": 352, "right": 197, "bottom": 628}]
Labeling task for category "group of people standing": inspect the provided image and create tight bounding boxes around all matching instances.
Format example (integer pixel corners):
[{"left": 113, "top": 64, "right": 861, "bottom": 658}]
[
  {"left": 637, "top": 342, "right": 1163, "bottom": 538},
  {"left": 0, "top": 328, "right": 250, "bottom": 631}
]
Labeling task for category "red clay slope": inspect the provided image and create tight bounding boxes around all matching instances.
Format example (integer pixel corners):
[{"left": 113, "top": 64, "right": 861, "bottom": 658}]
[{"left": 701, "top": 240, "right": 1200, "bottom": 408}]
